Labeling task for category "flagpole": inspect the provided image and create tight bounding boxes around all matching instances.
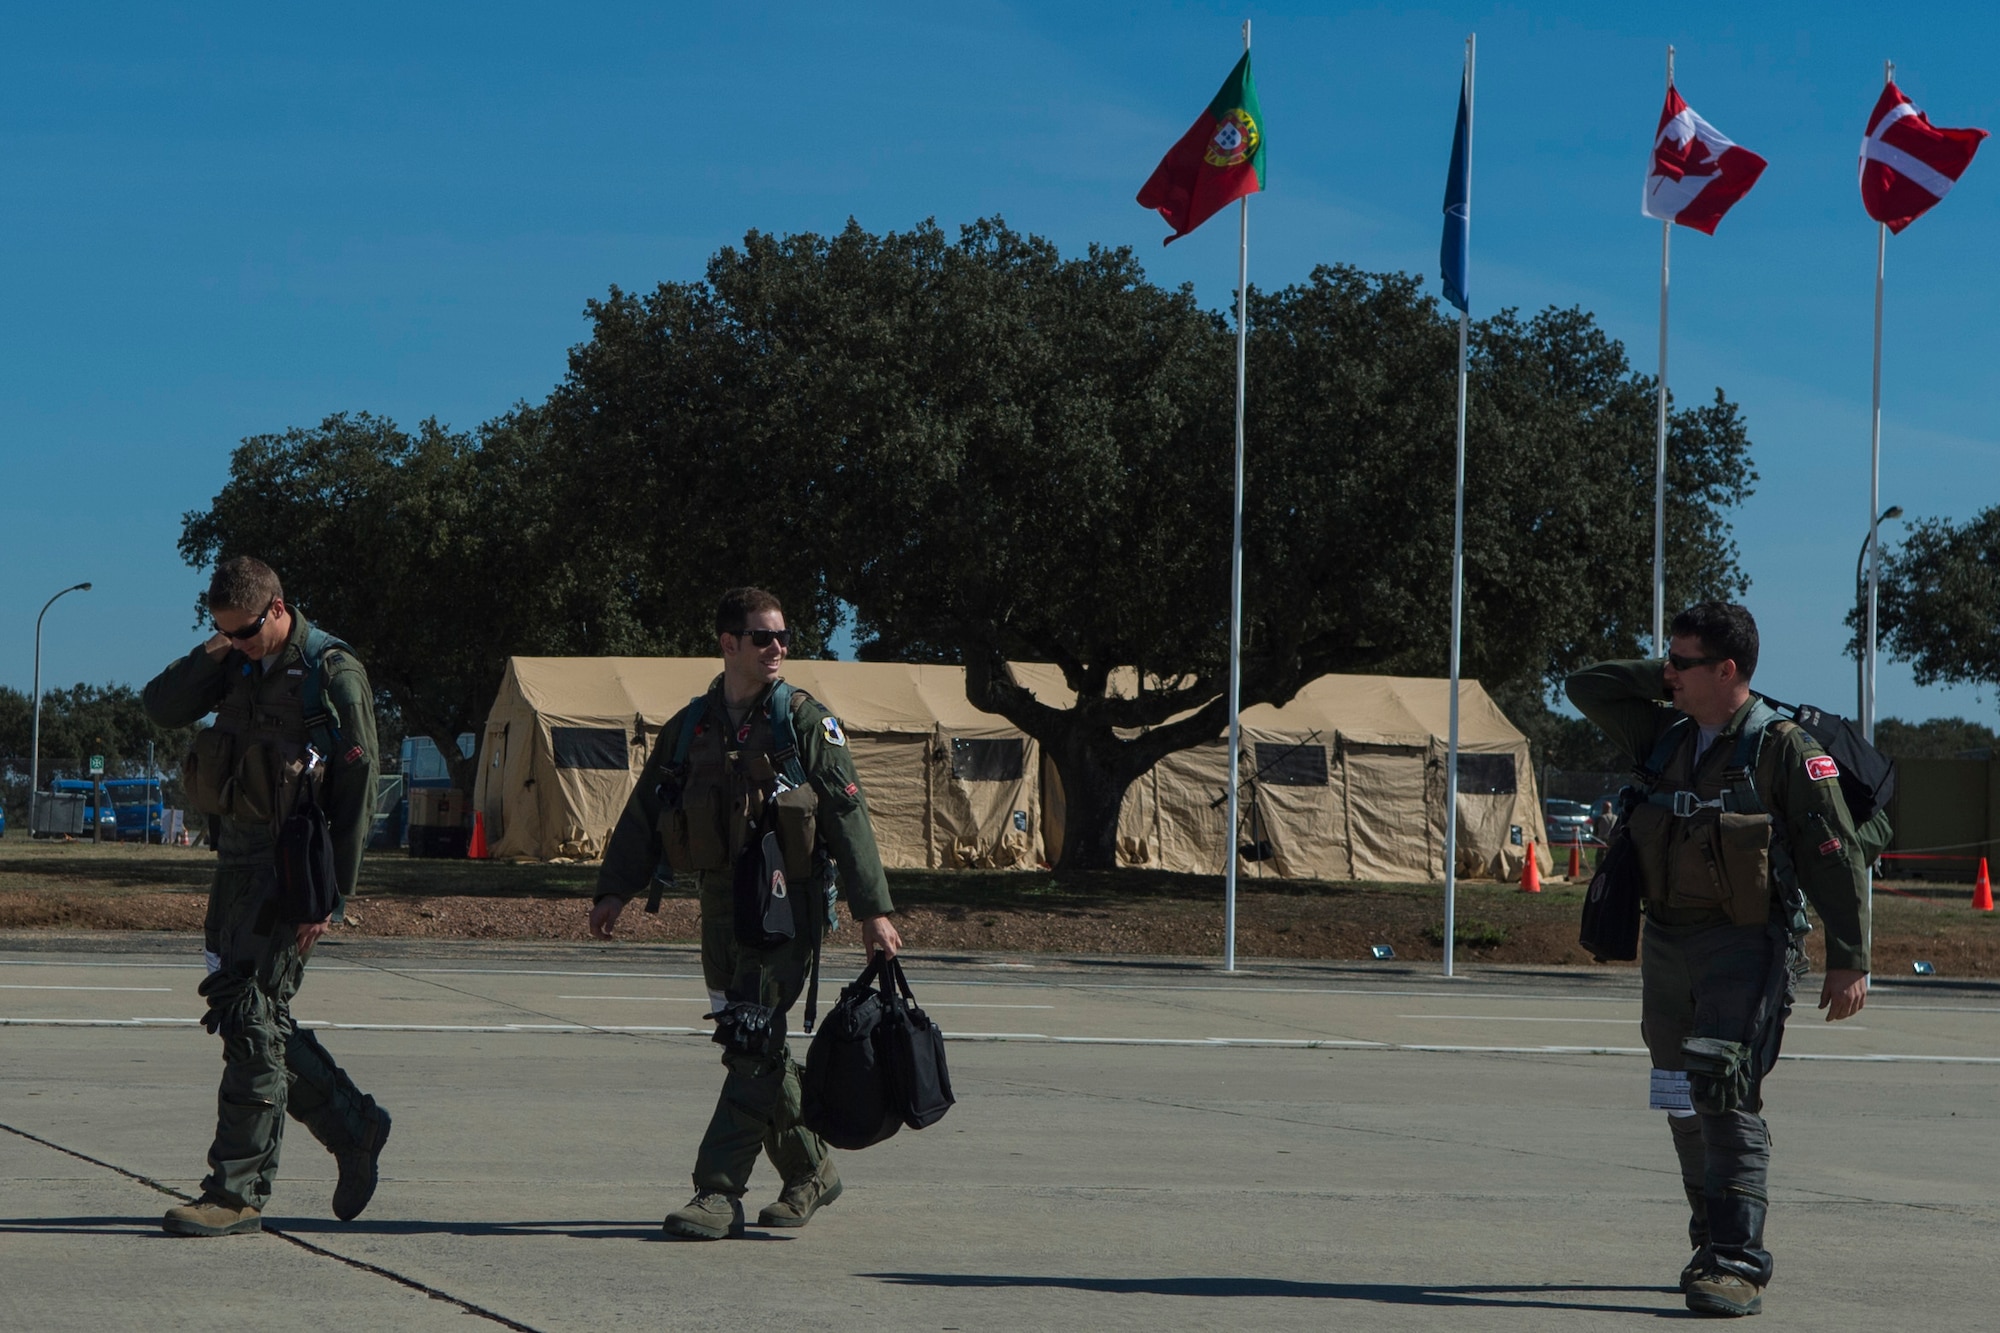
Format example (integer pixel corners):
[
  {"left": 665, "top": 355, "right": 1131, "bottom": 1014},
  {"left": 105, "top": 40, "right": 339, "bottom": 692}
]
[
  {"left": 1652, "top": 44, "right": 1674, "bottom": 656},
  {"left": 1864, "top": 57, "right": 1893, "bottom": 969},
  {"left": 1223, "top": 16, "right": 1250, "bottom": 974},
  {"left": 1443, "top": 32, "right": 1474, "bottom": 981}
]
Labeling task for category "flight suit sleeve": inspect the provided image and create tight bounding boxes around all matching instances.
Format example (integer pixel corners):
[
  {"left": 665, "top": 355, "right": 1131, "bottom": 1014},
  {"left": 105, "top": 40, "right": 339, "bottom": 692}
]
[
  {"left": 595, "top": 710, "right": 689, "bottom": 903},
  {"left": 319, "top": 656, "right": 380, "bottom": 908},
  {"left": 793, "top": 697, "right": 895, "bottom": 920},
  {"left": 1564, "top": 658, "right": 1676, "bottom": 765},
  {"left": 1769, "top": 728, "right": 1871, "bottom": 975},
  {"left": 141, "top": 644, "right": 232, "bottom": 727}
]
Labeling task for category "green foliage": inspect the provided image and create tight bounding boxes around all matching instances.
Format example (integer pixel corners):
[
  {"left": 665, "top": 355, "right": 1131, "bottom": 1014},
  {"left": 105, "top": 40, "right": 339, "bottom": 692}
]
[
  {"left": 1873, "top": 716, "right": 2000, "bottom": 760},
  {"left": 179, "top": 218, "right": 1755, "bottom": 865},
  {"left": 1870, "top": 507, "right": 2000, "bottom": 717}
]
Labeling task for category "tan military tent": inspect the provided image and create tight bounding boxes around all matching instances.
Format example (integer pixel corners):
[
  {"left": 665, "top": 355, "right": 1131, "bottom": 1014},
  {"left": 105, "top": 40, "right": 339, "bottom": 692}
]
[
  {"left": 1013, "top": 666, "right": 1549, "bottom": 883},
  {"left": 472, "top": 658, "right": 1044, "bottom": 868}
]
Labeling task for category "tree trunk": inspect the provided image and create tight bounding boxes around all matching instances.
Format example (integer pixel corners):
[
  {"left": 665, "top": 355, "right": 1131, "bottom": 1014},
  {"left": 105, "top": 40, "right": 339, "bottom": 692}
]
[{"left": 1046, "top": 731, "right": 1147, "bottom": 871}]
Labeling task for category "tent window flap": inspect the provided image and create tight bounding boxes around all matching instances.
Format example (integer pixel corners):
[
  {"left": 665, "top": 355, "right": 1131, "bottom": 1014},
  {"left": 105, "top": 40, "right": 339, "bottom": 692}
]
[
  {"left": 551, "top": 727, "right": 629, "bottom": 769},
  {"left": 1255, "top": 743, "right": 1329, "bottom": 787},
  {"left": 951, "top": 737, "right": 1025, "bottom": 782},
  {"left": 1454, "top": 753, "right": 1517, "bottom": 794}
]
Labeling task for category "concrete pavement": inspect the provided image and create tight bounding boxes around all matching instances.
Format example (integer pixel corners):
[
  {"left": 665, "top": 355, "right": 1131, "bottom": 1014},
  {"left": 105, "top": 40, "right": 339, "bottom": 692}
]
[{"left": 3, "top": 933, "right": 1997, "bottom": 1330}]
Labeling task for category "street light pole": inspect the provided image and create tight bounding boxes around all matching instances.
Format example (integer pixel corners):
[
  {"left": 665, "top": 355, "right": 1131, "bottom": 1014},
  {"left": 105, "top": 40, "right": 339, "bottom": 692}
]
[
  {"left": 1854, "top": 507, "right": 1901, "bottom": 723},
  {"left": 30, "top": 582, "right": 93, "bottom": 833}
]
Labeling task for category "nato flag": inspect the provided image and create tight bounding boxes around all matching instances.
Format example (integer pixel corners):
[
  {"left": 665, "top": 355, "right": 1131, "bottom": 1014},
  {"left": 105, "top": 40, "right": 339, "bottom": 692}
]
[{"left": 1440, "top": 63, "right": 1471, "bottom": 313}]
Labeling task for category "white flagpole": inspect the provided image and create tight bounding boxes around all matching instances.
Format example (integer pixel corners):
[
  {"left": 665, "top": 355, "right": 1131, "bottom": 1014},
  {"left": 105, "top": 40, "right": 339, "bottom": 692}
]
[
  {"left": 1864, "top": 58, "right": 1893, "bottom": 968},
  {"left": 1443, "top": 32, "right": 1474, "bottom": 981},
  {"left": 1223, "top": 16, "right": 1251, "bottom": 973},
  {"left": 1653, "top": 44, "right": 1675, "bottom": 656}
]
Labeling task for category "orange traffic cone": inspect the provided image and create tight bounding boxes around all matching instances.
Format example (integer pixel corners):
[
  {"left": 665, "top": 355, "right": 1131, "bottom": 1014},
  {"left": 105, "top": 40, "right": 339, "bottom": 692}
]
[
  {"left": 1567, "top": 842, "right": 1583, "bottom": 879},
  {"left": 1974, "top": 858, "right": 1993, "bottom": 913},
  {"left": 468, "top": 812, "right": 490, "bottom": 860},
  {"left": 1521, "top": 840, "right": 1542, "bottom": 894}
]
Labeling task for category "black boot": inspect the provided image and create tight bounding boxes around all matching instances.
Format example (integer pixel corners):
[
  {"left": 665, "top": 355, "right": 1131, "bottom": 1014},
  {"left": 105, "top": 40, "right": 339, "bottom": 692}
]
[{"left": 1686, "top": 1193, "right": 1771, "bottom": 1317}]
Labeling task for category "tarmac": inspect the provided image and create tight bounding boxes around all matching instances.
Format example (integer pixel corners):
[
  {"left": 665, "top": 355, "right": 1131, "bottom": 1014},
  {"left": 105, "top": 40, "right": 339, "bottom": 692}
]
[{"left": 3, "top": 931, "right": 1997, "bottom": 1331}]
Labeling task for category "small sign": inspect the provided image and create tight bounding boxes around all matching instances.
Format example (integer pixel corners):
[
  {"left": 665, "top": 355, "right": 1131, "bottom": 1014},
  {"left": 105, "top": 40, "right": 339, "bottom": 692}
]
[{"left": 89, "top": 755, "right": 104, "bottom": 775}]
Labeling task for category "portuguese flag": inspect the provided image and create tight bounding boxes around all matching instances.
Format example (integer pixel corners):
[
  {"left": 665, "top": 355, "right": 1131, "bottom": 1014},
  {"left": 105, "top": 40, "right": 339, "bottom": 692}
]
[{"left": 1137, "top": 51, "right": 1266, "bottom": 244}]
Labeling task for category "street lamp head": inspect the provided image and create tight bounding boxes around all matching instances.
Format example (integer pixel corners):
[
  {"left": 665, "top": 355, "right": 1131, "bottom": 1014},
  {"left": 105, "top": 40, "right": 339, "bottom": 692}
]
[{"left": 1881, "top": 506, "right": 1903, "bottom": 522}]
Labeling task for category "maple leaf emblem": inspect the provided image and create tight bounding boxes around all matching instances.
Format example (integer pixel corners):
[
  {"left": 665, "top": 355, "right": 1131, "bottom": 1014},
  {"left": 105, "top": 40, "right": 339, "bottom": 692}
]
[{"left": 1653, "top": 133, "right": 1720, "bottom": 182}]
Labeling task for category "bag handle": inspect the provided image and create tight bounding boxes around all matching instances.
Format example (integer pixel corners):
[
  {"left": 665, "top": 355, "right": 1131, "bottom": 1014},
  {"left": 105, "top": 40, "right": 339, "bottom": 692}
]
[{"left": 886, "top": 956, "right": 917, "bottom": 1004}]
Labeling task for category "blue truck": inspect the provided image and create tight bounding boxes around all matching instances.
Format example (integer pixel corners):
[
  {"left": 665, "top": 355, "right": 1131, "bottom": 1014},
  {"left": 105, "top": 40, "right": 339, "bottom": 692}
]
[{"left": 49, "top": 778, "right": 169, "bottom": 841}]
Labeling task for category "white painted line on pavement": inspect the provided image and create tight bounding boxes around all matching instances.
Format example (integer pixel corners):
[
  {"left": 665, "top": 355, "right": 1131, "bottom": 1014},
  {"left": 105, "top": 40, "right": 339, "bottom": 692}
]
[
  {"left": 1396, "top": 1015, "right": 1631, "bottom": 1023},
  {"left": 560, "top": 984, "right": 716, "bottom": 996},
  {"left": 0, "top": 976, "right": 170, "bottom": 984},
  {"left": 3, "top": 1015, "right": 1998, "bottom": 1063}
]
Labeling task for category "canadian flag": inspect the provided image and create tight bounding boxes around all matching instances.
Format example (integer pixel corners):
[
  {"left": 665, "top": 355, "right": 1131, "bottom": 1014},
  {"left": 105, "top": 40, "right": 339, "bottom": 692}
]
[
  {"left": 1642, "top": 85, "right": 1767, "bottom": 235},
  {"left": 1860, "top": 82, "right": 1987, "bottom": 233}
]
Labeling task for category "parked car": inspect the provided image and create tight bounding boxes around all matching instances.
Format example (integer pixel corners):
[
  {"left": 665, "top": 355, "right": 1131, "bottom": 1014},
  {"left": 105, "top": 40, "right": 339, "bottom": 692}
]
[{"left": 1542, "top": 798, "right": 1595, "bottom": 844}]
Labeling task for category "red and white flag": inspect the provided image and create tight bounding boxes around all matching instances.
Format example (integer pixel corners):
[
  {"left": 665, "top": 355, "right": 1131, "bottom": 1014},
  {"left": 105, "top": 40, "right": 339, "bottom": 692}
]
[
  {"left": 1859, "top": 82, "right": 1987, "bottom": 233},
  {"left": 1642, "top": 85, "right": 1767, "bottom": 235}
]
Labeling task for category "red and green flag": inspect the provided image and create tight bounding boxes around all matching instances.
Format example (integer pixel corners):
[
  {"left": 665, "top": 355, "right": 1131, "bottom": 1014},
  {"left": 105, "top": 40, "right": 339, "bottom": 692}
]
[{"left": 1136, "top": 51, "right": 1266, "bottom": 244}]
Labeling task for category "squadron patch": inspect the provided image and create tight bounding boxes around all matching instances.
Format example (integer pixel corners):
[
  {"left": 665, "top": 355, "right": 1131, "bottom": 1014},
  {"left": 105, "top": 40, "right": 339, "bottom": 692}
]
[
  {"left": 1805, "top": 755, "right": 1840, "bottom": 782},
  {"left": 821, "top": 716, "right": 848, "bottom": 747},
  {"left": 737, "top": 722, "right": 753, "bottom": 744}
]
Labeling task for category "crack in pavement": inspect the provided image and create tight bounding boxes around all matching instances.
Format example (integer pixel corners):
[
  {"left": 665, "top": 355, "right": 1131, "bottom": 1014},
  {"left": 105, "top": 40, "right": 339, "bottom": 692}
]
[{"left": 0, "top": 1119, "right": 545, "bottom": 1332}]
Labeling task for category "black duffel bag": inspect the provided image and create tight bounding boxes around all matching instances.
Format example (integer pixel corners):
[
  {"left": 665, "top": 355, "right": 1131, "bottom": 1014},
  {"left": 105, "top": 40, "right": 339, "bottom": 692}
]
[
  {"left": 880, "top": 957, "right": 955, "bottom": 1130},
  {"left": 801, "top": 954, "right": 904, "bottom": 1151},
  {"left": 275, "top": 780, "right": 338, "bottom": 926},
  {"left": 1578, "top": 805, "right": 1644, "bottom": 963}
]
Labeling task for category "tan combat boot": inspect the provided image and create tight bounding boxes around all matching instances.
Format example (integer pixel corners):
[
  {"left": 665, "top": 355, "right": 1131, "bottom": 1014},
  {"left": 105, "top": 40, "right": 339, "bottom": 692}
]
[
  {"left": 757, "top": 1156, "right": 843, "bottom": 1228},
  {"left": 162, "top": 1194, "right": 262, "bottom": 1237},
  {"left": 1685, "top": 1267, "right": 1763, "bottom": 1317},
  {"left": 662, "top": 1190, "right": 745, "bottom": 1240}
]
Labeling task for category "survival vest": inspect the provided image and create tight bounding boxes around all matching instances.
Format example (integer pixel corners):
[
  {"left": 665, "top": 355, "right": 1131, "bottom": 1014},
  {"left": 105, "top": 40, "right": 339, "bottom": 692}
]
[
  {"left": 183, "top": 626, "right": 351, "bottom": 828},
  {"left": 655, "top": 679, "right": 822, "bottom": 884},
  {"left": 1620, "top": 699, "right": 1874, "bottom": 934}
]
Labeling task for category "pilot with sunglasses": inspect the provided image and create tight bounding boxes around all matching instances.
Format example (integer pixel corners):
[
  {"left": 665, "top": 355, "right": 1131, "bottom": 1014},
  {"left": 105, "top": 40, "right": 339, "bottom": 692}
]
[
  {"left": 589, "top": 586, "right": 901, "bottom": 1241},
  {"left": 140, "top": 556, "right": 392, "bottom": 1238},
  {"left": 1567, "top": 602, "right": 1869, "bottom": 1318}
]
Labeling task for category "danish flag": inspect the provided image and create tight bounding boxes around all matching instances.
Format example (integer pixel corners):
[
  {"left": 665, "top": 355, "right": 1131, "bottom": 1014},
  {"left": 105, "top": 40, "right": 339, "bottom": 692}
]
[
  {"left": 1642, "top": 85, "right": 1766, "bottom": 235},
  {"left": 1859, "top": 82, "right": 1987, "bottom": 233}
]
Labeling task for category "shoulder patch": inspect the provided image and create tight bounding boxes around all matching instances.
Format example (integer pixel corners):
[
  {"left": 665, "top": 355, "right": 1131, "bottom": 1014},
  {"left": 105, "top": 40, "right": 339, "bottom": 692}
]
[
  {"left": 820, "top": 716, "right": 847, "bottom": 747},
  {"left": 1805, "top": 755, "right": 1840, "bottom": 783}
]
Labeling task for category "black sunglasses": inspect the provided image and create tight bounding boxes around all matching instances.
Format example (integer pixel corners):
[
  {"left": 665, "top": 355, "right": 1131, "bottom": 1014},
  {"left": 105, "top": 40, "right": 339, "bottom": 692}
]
[
  {"left": 729, "top": 628, "right": 792, "bottom": 649},
  {"left": 213, "top": 601, "right": 274, "bottom": 641},
  {"left": 1666, "top": 651, "right": 1724, "bottom": 671}
]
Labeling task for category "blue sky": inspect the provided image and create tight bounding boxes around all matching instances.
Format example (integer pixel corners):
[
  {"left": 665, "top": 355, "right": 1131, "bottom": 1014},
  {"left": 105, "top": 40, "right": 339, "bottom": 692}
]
[{"left": 2, "top": 2, "right": 1995, "bottom": 729}]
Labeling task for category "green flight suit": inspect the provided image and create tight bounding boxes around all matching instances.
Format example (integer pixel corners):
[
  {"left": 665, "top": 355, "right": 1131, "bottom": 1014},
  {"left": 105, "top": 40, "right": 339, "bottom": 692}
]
[
  {"left": 597, "top": 675, "right": 894, "bottom": 1198},
  {"left": 1566, "top": 658, "right": 1872, "bottom": 1289},
  {"left": 142, "top": 613, "right": 382, "bottom": 1210}
]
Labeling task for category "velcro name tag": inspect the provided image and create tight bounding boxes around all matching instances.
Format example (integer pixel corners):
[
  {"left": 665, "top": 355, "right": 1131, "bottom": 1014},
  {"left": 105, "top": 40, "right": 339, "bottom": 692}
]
[
  {"left": 1819, "top": 837, "right": 1843, "bottom": 856},
  {"left": 1649, "top": 1068, "right": 1693, "bottom": 1112},
  {"left": 1805, "top": 755, "right": 1840, "bottom": 782}
]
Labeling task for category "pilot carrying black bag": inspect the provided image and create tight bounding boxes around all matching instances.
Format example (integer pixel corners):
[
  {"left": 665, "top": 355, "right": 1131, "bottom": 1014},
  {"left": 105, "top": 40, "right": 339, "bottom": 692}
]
[{"left": 274, "top": 754, "right": 338, "bottom": 926}]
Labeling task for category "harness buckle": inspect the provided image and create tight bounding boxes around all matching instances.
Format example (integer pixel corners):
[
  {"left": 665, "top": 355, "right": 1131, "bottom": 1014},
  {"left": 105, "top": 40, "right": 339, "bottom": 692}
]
[{"left": 1670, "top": 790, "right": 1705, "bottom": 818}]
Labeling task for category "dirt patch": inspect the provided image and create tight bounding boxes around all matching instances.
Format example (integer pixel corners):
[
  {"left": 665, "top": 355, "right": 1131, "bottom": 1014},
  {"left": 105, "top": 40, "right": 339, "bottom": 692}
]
[{"left": 2, "top": 841, "right": 1995, "bottom": 975}]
